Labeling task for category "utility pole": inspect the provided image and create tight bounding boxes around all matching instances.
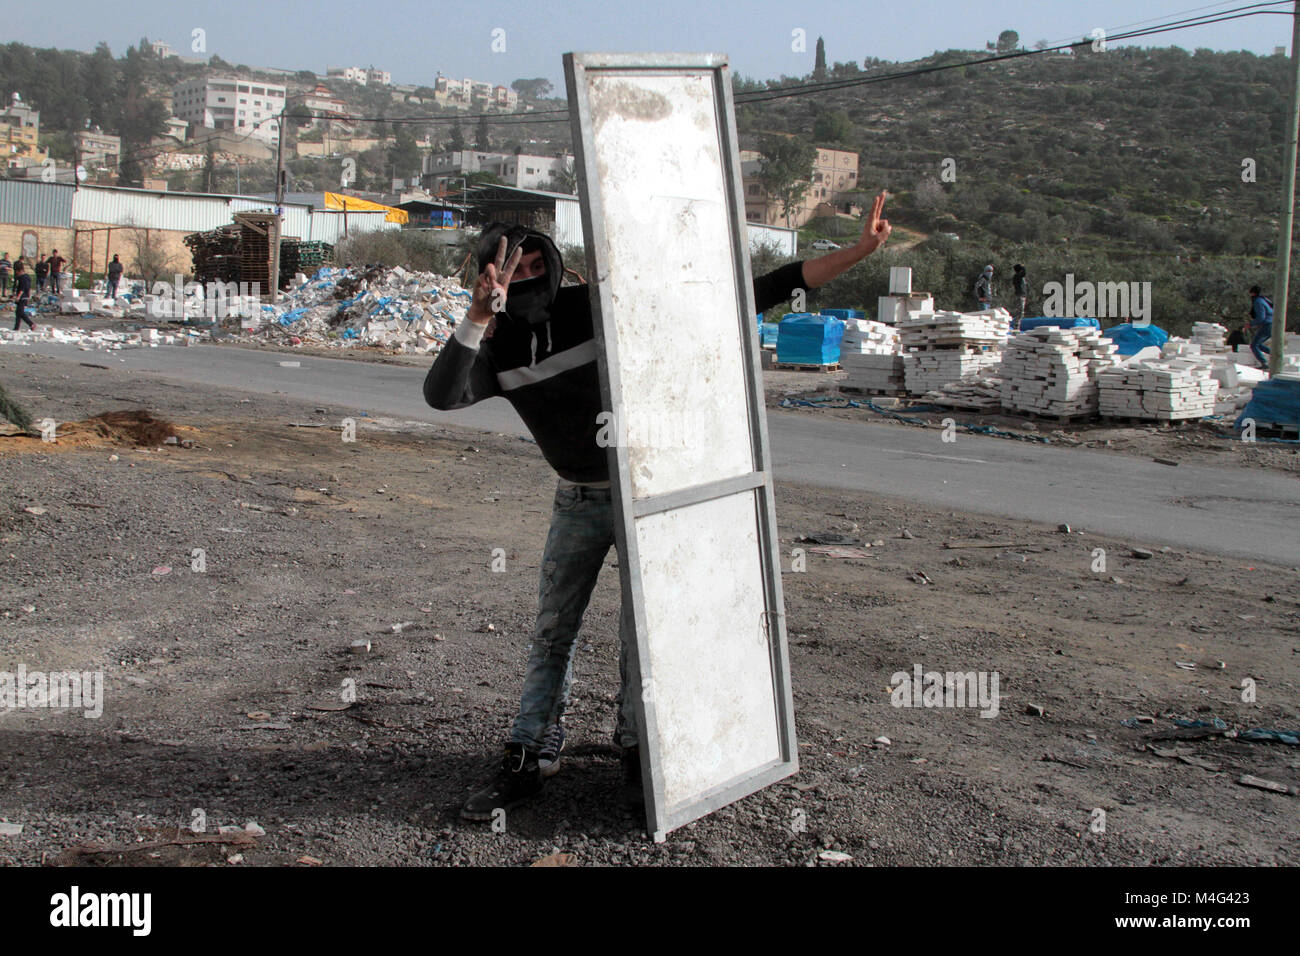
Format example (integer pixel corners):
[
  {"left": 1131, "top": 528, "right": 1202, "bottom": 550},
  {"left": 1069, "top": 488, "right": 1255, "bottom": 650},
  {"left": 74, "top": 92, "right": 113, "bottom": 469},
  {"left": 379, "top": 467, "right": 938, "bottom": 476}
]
[
  {"left": 1270, "top": 2, "right": 1300, "bottom": 375},
  {"left": 270, "top": 109, "right": 286, "bottom": 304}
]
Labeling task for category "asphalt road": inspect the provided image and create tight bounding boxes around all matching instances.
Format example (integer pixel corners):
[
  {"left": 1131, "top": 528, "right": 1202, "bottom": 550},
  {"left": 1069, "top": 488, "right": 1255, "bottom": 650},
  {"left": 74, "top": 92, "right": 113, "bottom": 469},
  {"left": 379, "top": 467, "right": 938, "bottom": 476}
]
[{"left": 12, "top": 341, "right": 1300, "bottom": 566}]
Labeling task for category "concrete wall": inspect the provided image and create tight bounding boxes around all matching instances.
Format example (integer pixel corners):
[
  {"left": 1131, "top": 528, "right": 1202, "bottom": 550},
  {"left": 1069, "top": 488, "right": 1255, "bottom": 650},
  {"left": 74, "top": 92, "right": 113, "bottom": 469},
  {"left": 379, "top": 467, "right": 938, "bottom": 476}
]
[
  {"left": 0, "top": 223, "right": 74, "bottom": 266},
  {"left": 71, "top": 221, "right": 193, "bottom": 279}
]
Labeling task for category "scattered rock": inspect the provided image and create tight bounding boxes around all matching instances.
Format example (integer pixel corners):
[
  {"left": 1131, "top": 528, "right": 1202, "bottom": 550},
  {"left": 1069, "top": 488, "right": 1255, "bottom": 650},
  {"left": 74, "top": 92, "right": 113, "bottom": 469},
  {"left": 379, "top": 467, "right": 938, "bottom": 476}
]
[
  {"left": 900, "top": 529, "right": 914, "bottom": 539},
  {"left": 1024, "top": 704, "right": 1045, "bottom": 717},
  {"left": 874, "top": 736, "right": 891, "bottom": 746},
  {"left": 818, "top": 850, "right": 853, "bottom": 863},
  {"left": 349, "top": 639, "right": 372, "bottom": 655},
  {"left": 1132, "top": 548, "right": 1154, "bottom": 560}
]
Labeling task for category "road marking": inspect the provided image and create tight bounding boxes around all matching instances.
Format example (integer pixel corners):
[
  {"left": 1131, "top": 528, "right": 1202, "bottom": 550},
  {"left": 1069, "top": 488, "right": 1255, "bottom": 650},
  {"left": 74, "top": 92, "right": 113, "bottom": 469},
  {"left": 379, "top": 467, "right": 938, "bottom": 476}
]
[{"left": 879, "top": 448, "right": 990, "bottom": 464}]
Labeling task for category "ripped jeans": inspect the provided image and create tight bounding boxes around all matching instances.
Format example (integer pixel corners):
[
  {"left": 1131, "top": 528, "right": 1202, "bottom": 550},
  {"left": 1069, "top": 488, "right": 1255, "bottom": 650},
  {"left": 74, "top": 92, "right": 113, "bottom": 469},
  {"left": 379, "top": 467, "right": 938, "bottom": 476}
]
[{"left": 509, "top": 482, "right": 639, "bottom": 751}]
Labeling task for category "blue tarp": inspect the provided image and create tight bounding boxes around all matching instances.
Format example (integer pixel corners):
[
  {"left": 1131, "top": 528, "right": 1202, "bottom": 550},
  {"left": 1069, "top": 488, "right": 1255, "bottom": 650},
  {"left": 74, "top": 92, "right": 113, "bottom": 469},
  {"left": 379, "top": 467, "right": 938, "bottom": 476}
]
[
  {"left": 277, "top": 308, "right": 309, "bottom": 326},
  {"left": 1236, "top": 378, "right": 1300, "bottom": 428},
  {"left": 761, "top": 323, "right": 780, "bottom": 348},
  {"left": 1019, "top": 316, "right": 1102, "bottom": 332},
  {"left": 776, "top": 313, "right": 844, "bottom": 365},
  {"left": 820, "top": 308, "right": 866, "bottom": 321},
  {"left": 1101, "top": 323, "right": 1169, "bottom": 355}
]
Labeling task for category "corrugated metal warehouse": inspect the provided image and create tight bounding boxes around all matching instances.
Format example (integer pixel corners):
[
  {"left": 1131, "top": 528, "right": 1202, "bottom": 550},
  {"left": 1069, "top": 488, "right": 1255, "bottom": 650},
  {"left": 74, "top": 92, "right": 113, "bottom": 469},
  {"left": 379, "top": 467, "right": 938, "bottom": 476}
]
[{"left": 0, "top": 181, "right": 396, "bottom": 276}]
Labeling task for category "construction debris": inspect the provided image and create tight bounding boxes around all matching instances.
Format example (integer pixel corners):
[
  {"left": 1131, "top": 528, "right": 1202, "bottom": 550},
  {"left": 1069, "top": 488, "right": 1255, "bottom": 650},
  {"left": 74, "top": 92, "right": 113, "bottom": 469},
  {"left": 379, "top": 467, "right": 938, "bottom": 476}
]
[{"left": 237, "top": 265, "right": 471, "bottom": 353}]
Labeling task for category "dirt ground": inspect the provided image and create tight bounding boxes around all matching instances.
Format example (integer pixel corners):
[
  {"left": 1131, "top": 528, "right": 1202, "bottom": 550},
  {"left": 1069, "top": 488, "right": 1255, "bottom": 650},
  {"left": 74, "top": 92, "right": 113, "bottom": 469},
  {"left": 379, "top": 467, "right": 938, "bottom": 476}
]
[{"left": 0, "top": 351, "right": 1297, "bottom": 867}]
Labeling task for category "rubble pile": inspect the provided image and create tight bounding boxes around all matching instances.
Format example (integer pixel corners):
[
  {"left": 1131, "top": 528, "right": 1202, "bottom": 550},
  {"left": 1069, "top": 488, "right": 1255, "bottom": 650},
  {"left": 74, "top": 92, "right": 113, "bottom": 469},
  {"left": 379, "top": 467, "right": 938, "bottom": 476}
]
[
  {"left": 839, "top": 319, "right": 904, "bottom": 392},
  {"left": 999, "top": 326, "right": 1120, "bottom": 417},
  {"left": 1097, "top": 359, "right": 1219, "bottom": 420},
  {"left": 899, "top": 309, "right": 1010, "bottom": 396},
  {"left": 0, "top": 326, "right": 206, "bottom": 350},
  {"left": 239, "top": 265, "right": 471, "bottom": 353},
  {"left": 922, "top": 375, "right": 1004, "bottom": 411}
]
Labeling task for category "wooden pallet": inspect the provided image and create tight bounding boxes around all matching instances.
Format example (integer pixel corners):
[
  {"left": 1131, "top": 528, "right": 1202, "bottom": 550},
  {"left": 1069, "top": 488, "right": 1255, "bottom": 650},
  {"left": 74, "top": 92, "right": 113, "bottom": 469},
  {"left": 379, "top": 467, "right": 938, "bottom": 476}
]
[
  {"left": 1018, "top": 410, "right": 1096, "bottom": 425},
  {"left": 773, "top": 362, "right": 841, "bottom": 372},
  {"left": 1100, "top": 415, "right": 1196, "bottom": 428},
  {"left": 840, "top": 385, "right": 907, "bottom": 396},
  {"left": 1248, "top": 421, "right": 1300, "bottom": 439}
]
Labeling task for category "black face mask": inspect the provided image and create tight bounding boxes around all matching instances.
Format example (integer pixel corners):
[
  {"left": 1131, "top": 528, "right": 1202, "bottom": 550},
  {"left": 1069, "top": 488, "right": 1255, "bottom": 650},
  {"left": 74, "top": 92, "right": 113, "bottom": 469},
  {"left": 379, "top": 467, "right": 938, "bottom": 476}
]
[{"left": 505, "top": 273, "right": 554, "bottom": 325}]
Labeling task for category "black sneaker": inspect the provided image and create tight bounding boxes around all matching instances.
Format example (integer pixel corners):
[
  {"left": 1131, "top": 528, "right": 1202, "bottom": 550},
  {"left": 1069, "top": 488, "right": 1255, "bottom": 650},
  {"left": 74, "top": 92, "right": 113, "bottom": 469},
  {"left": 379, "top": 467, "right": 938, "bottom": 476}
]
[
  {"left": 538, "top": 722, "right": 565, "bottom": 778},
  {"left": 460, "top": 743, "right": 544, "bottom": 821}
]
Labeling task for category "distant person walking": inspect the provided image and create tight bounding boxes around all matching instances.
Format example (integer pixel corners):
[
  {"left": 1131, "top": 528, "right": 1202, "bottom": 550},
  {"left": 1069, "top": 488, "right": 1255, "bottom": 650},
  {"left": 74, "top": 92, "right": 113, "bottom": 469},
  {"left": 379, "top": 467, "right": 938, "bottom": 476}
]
[
  {"left": 1249, "top": 285, "right": 1273, "bottom": 370},
  {"left": 47, "top": 249, "right": 65, "bottom": 294},
  {"left": 974, "top": 264, "right": 994, "bottom": 310},
  {"left": 107, "top": 254, "right": 123, "bottom": 298},
  {"left": 34, "top": 255, "right": 48, "bottom": 292},
  {"left": 0, "top": 253, "right": 11, "bottom": 297},
  {"left": 9, "top": 260, "right": 34, "bottom": 331},
  {"left": 1012, "top": 264, "right": 1028, "bottom": 326}
]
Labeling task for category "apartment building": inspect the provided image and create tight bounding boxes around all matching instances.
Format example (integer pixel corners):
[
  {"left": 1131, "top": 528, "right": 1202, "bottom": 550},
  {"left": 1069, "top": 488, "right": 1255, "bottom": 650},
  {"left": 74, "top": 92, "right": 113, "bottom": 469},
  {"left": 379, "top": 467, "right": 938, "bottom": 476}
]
[
  {"left": 288, "top": 84, "right": 351, "bottom": 125},
  {"left": 431, "top": 75, "right": 518, "bottom": 111},
  {"left": 742, "top": 145, "right": 860, "bottom": 228},
  {"left": 327, "top": 66, "right": 367, "bottom": 84},
  {"left": 0, "top": 93, "right": 47, "bottom": 169},
  {"left": 421, "top": 150, "right": 572, "bottom": 192},
  {"left": 75, "top": 128, "right": 121, "bottom": 171},
  {"left": 172, "top": 76, "right": 286, "bottom": 145}
]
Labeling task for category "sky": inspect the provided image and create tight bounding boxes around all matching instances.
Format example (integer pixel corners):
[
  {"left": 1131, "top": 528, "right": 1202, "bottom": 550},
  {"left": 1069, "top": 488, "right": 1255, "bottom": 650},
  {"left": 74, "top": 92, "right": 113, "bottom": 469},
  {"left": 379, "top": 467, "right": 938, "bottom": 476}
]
[{"left": 8, "top": 0, "right": 1298, "bottom": 90}]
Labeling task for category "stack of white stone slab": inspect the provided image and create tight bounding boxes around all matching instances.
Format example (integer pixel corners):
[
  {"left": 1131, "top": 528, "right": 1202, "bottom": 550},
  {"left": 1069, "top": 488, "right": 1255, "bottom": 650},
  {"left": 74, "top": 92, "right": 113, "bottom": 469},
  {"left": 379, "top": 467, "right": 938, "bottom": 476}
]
[
  {"left": 840, "top": 319, "right": 905, "bottom": 391},
  {"left": 1161, "top": 338, "right": 1263, "bottom": 415},
  {"left": 999, "top": 327, "right": 1120, "bottom": 416},
  {"left": 1097, "top": 359, "right": 1219, "bottom": 420},
  {"left": 841, "top": 319, "right": 900, "bottom": 355},
  {"left": 897, "top": 309, "right": 1011, "bottom": 349},
  {"left": 1190, "top": 322, "right": 1230, "bottom": 356},
  {"left": 899, "top": 309, "right": 1010, "bottom": 396},
  {"left": 842, "top": 353, "right": 906, "bottom": 392}
]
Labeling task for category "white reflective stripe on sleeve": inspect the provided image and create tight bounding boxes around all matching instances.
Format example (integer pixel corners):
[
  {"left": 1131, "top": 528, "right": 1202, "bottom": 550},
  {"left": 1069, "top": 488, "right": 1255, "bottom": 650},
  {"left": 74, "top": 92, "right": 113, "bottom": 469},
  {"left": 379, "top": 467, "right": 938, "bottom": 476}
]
[{"left": 496, "top": 340, "right": 597, "bottom": 390}]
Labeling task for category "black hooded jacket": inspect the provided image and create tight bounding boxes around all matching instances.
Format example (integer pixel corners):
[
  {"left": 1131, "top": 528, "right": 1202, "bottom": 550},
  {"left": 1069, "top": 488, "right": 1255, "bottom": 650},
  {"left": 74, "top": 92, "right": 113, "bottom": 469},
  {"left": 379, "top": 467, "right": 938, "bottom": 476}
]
[{"left": 423, "top": 231, "right": 806, "bottom": 483}]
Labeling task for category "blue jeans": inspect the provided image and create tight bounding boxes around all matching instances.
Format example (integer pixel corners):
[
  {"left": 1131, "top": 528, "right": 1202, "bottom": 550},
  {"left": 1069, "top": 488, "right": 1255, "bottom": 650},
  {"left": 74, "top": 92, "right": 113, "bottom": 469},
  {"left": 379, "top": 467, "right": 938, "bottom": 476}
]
[
  {"left": 510, "top": 483, "right": 639, "bottom": 751},
  {"left": 1251, "top": 324, "right": 1272, "bottom": 367}
]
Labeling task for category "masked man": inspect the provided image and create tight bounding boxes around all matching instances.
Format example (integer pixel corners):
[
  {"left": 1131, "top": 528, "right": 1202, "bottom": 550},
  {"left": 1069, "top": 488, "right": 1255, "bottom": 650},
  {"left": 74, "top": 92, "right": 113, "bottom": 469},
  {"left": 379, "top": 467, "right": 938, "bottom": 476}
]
[{"left": 427, "top": 194, "right": 891, "bottom": 821}]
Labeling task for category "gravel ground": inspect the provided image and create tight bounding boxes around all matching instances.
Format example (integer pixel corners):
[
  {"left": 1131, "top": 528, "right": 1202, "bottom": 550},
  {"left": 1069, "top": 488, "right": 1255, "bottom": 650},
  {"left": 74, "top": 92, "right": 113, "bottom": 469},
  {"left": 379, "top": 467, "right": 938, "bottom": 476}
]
[{"left": 0, "top": 351, "right": 1297, "bottom": 867}]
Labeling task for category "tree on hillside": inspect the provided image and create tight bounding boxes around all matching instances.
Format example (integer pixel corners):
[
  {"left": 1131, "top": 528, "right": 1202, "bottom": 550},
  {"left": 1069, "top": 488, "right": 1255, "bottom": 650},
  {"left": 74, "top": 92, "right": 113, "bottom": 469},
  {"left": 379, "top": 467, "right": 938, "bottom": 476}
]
[
  {"left": 449, "top": 117, "right": 465, "bottom": 150},
  {"left": 475, "top": 113, "right": 490, "bottom": 150},
  {"left": 511, "top": 78, "right": 553, "bottom": 101},
  {"left": 998, "top": 30, "right": 1020, "bottom": 54},
  {"left": 388, "top": 127, "right": 422, "bottom": 179},
  {"left": 757, "top": 135, "right": 816, "bottom": 227},
  {"left": 814, "top": 37, "right": 827, "bottom": 81},
  {"left": 813, "top": 108, "right": 853, "bottom": 145}
]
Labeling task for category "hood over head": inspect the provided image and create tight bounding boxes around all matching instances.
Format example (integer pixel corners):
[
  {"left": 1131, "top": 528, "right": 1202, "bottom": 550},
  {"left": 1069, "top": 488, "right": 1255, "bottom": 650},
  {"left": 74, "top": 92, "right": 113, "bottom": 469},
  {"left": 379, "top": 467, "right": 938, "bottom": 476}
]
[{"left": 475, "top": 222, "right": 563, "bottom": 325}]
